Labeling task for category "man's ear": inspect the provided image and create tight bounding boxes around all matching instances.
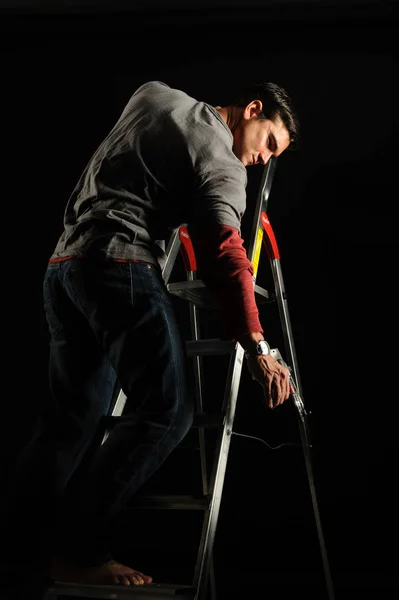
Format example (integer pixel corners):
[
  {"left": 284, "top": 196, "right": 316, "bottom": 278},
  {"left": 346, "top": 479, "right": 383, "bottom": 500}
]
[{"left": 244, "top": 99, "right": 263, "bottom": 119}]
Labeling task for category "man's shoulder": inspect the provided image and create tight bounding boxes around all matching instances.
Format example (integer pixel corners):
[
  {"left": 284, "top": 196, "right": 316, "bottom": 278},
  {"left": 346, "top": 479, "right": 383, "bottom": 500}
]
[
  {"left": 130, "top": 81, "right": 195, "bottom": 113},
  {"left": 133, "top": 81, "right": 170, "bottom": 95}
]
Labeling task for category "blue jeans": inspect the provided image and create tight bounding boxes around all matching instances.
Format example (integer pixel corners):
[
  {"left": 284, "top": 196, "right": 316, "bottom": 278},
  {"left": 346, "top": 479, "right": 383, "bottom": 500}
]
[{"left": 11, "top": 258, "right": 194, "bottom": 569}]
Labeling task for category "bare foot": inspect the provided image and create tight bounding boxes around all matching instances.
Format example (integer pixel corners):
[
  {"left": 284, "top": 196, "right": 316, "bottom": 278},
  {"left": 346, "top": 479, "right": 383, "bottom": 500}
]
[{"left": 51, "top": 557, "right": 153, "bottom": 586}]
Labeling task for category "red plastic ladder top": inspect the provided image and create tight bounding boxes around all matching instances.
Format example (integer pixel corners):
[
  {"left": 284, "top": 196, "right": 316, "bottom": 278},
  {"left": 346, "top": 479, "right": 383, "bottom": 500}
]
[
  {"left": 261, "top": 212, "right": 280, "bottom": 261},
  {"left": 178, "top": 216, "right": 280, "bottom": 273},
  {"left": 179, "top": 226, "right": 197, "bottom": 272}
]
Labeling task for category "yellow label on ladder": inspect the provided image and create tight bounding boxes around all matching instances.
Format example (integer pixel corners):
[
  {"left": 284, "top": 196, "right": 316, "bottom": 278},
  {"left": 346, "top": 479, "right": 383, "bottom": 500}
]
[{"left": 252, "top": 226, "right": 263, "bottom": 278}]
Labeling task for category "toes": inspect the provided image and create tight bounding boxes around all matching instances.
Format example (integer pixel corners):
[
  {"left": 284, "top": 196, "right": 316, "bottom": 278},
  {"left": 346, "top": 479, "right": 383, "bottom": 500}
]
[
  {"left": 134, "top": 571, "right": 153, "bottom": 583},
  {"left": 109, "top": 564, "right": 152, "bottom": 586},
  {"left": 113, "top": 573, "right": 147, "bottom": 586},
  {"left": 113, "top": 575, "right": 131, "bottom": 585}
]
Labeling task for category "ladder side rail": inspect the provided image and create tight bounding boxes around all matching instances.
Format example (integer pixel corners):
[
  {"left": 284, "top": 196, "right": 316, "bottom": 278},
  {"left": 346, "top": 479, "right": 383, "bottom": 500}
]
[
  {"left": 193, "top": 343, "right": 245, "bottom": 600},
  {"left": 277, "top": 353, "right": 336, "bottom": 600},
  {"left": 178, "top": 226, "right": 210, "bottom": 496},
  {"left": 260, "top": 210, "right": 303, "bottom": 395},
  {"left": 161, "top": 227, "right": 182, "bottom": 284},
  {"left": 178, "top": 225, "right": 218, "bottom": 599},
  {"left": 101, "top": 389, "right": 127, "bottom": 444},
  {"left": 297, "top": 413, "right": 336, "bottom": 600},
  {"left": 262, "top": 221, "right": 336, "bottom": 600},
  {"left": 269, "top": 258, "right": 304, "bottom": 396},
  {"left": 187, "top": 272, "right": 209, "bottom": 496}
]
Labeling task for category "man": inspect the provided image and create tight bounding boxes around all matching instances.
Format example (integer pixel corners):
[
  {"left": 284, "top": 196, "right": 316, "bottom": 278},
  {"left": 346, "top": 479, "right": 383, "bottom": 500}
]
[{"left": 3, "top": 80, "right": 299, "bottom": 594}]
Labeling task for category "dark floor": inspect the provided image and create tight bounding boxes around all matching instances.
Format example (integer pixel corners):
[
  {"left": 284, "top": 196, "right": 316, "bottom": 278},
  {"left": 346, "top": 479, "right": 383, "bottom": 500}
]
[{"left": 72, "top": 431, "right": 398, "bottom": 600}]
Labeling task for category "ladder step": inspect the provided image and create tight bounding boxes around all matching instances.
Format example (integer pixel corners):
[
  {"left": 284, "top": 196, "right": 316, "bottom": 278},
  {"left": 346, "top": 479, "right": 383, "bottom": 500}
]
[
  {"left": 45, "top": 581, "right": 196, "bottom": 599},
  {"left": 167, "top": 279, "right": 217, "bottom": 309},
  {"left": 254, "top": 283, "right": 273, "bottom": 303},
  {"left": 185, "top": 339, "right": 234, "bottom": 356},
  {"left": 103, "top": 412, "right": 223, "bottom": 430},
  {"left": 128, "top": 494, "right": 209, "bottom": 510},
  {"left": 167, "top": 279, "right": 272, "bottom": 308}
]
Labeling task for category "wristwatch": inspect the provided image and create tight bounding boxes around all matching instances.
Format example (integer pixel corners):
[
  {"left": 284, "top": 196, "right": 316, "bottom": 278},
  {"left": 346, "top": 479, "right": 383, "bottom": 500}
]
[{"left": 244, "top": 340, "right": 271, "bottom": 359}]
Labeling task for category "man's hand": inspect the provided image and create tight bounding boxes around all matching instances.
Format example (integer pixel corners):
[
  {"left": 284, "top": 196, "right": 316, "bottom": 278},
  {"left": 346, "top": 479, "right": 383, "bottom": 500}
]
[{"left": 246, "top": 353, "right": 291, "bottom": 409}]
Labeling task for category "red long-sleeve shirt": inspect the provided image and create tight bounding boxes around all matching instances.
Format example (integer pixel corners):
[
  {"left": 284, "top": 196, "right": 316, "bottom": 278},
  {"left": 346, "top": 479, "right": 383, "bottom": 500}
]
[{"left": 189, "top": 223, "right": 263, "bottom": 341}]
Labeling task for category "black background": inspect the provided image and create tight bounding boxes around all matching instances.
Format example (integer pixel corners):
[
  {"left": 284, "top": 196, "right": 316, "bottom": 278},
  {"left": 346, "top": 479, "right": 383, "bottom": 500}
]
[{"left": 2, "top": 1, "right": 399, "bottom": 598}]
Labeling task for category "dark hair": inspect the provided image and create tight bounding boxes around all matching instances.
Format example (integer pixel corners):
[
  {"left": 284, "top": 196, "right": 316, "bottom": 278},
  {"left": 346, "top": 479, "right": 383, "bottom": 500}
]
[{"left": 228, "top": 82, "right": 300, "bottom": 149}]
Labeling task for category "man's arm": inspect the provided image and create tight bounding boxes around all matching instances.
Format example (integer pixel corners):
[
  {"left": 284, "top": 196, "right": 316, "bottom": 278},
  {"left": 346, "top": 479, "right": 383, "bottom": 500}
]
[{"left": 189, "top": 222, "right": 291, "bottom": 409}]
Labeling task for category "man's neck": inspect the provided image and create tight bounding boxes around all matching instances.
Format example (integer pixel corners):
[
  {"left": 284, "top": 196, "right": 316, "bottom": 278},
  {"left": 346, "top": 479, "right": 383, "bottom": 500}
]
[{"left": 214, "top": 106, "right": 242, "bottom": 134}]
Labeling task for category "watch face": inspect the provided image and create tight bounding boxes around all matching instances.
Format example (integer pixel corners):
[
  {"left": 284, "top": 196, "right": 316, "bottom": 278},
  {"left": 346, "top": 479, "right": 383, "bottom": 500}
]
[
  {"left": 244, "top": 340, "right": 270, "bottom": 359},
  {"left": 257, "top": 341, "right": 270, "bottom": 355}
]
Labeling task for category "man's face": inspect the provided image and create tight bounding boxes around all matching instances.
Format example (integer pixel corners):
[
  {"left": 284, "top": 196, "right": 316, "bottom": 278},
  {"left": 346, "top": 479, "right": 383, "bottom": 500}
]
[{"left": 232, "top": 101, "right": 291, "bottom": 167}]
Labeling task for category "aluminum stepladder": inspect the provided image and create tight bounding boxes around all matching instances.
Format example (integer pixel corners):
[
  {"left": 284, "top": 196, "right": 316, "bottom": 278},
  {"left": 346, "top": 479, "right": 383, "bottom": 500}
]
[{"left": 45, "top": 158, "right": 335, "bottom": 600}]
